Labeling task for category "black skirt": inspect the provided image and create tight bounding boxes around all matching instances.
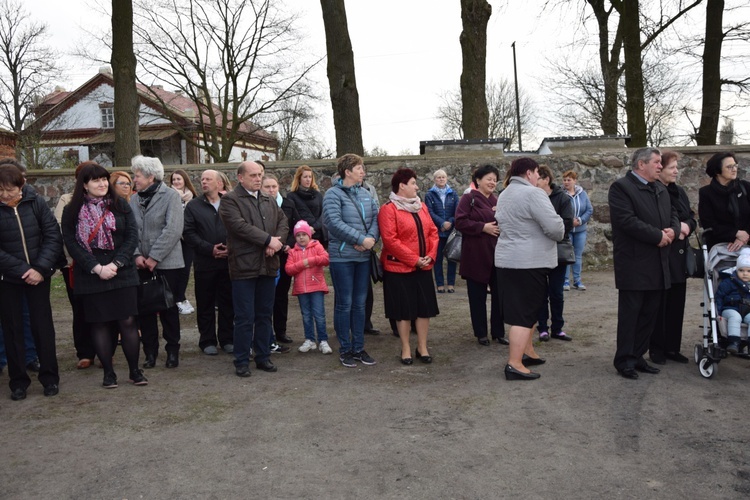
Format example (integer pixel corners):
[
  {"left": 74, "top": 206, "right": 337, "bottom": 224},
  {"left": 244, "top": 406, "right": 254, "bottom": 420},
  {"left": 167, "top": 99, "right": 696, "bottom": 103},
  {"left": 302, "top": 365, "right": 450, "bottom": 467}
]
[
  {"left": 497, "top": 267, "right": 549, "bottom": 328},
  {"left": 383, "top": 270, "right": 439, "bottom": 321},
  {"left": 83, "top": 286, "right": 138, "bottom": 323}
]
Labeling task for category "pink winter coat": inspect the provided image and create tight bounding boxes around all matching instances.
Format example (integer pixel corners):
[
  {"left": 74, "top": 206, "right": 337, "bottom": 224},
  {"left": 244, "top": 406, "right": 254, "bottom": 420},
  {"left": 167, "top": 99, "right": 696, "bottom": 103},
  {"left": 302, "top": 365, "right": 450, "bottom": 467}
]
[{"left": 285, "top": 239, "right": 330, "bottom": 295}]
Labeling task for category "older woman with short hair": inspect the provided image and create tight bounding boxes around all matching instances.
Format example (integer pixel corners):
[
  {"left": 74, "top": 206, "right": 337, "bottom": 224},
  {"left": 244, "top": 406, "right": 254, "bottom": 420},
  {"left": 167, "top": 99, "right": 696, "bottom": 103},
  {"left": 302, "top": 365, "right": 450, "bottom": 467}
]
[
  {"left": 130, "top": 155, "right": 185, "bottom": 369},
  {"left": 425, "top": 169, "right": 459, "bottom": 293},
  {"left": 378, "top": 168, "right": 439, "bottom": 364},
  {"left": 495, "top": 157, "right": 565, "bottom": 380}
]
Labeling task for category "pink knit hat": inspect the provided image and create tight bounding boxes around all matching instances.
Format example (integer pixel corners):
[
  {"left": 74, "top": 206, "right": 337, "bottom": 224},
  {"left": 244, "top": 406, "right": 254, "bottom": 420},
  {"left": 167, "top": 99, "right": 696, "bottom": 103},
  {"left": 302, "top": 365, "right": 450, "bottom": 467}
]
[{"left": 293, "top": 220, "right": 312, "bottom": 238}]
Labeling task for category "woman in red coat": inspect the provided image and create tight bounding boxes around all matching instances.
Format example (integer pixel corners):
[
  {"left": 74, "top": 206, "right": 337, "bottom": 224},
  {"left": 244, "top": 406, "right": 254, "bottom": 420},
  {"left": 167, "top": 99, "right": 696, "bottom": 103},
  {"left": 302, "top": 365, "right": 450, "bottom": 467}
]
[{"left": 378, "top": 168, "right": 439, "bottom": 365}]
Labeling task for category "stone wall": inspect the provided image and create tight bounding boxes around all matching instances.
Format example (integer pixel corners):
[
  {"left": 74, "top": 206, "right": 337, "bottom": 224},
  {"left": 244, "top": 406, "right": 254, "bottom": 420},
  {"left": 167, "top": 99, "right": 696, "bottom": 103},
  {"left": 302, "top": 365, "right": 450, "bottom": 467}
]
[{"left": 24, "top": 145, "right": 750, "bottom": 269}]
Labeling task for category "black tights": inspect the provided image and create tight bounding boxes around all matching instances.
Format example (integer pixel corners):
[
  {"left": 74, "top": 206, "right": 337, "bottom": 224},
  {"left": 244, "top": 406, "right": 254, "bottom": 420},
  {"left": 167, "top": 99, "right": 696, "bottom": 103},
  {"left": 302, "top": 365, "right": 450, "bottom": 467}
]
[{"left": 91, "top": 316, "right": 140, "bottom": 376}]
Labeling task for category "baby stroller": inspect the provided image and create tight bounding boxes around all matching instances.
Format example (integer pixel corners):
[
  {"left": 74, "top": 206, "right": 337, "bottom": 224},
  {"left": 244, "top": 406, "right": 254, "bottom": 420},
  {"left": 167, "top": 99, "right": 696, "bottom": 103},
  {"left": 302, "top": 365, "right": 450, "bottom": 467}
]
[{"left": 696, "top": 242, "right": 750, "bottom": 378}]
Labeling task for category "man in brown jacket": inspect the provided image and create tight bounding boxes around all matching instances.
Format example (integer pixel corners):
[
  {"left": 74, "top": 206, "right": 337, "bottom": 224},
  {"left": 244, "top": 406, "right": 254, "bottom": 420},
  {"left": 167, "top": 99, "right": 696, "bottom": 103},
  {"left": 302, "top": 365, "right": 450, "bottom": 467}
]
[{"left": 219, "top": 161, "right": 288, "bottom": 377}]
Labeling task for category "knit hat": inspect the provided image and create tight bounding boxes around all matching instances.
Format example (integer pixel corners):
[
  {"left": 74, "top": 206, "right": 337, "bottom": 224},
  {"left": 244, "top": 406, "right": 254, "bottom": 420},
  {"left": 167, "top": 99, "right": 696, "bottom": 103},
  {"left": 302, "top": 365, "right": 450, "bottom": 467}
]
[
  {"left": 293, "top": 220, "right": 312, "bottom": 238},
  {"left": 737, "top": 248, "right": 750, "bottom": 270}
]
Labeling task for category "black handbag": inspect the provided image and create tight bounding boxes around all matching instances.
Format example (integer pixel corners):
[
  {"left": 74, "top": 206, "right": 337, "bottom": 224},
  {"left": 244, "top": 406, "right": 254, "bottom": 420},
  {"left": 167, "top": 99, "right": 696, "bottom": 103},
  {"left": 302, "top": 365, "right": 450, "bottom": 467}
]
[
  {"left": 369, "top": 250, "right": 384, "bottom": 284},
  {"left": 444, "top": 229, "right": 462, "bottom": 263},
  {"left": 557, "top": 238, "right": 576, "bottom": 265},
  {"left": 137, "top": 273, "right": 175, "bottom": 315},
  {"left": 685, "top": 232, "right": 704, "bottom": 279}
]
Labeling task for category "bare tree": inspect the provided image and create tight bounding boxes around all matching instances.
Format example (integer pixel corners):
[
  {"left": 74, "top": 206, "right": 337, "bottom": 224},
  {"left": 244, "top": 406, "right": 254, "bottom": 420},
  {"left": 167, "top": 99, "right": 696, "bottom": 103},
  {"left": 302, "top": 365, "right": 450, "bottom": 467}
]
[
  {"left": 320, "top": 0, "right": 364, "bottom": 156},
  {"left": 459, "top": 0, "right": 492, "bottom": 139},
  {"left": 0, "top": 0, "right": 59, "bottom": 135},
  {"left": 111, "top": 0, "right": 140, "bottom": 167},
  {"left": 133, "top": 0, "right": 316, "bottom": 163},
  {"left": 437, "top": 79, "right": 535, "bottom": 149},
  {"left": 273, "top": 96, "right": 323, "bottom": 161}
]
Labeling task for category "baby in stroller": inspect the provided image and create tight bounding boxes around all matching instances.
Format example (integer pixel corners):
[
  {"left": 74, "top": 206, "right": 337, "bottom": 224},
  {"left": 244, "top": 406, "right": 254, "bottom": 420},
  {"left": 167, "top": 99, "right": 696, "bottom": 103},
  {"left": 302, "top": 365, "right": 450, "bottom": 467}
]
[{"left": 715, "top": 249, "right": 750, "bottom": 354}]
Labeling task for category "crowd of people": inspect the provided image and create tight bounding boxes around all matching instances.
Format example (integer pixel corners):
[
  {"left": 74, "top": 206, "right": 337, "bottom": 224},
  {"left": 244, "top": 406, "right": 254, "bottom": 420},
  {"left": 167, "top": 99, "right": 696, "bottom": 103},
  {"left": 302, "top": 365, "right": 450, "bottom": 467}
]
[{"left": 0, "top": 149, "right": 742, "bottom": 398}]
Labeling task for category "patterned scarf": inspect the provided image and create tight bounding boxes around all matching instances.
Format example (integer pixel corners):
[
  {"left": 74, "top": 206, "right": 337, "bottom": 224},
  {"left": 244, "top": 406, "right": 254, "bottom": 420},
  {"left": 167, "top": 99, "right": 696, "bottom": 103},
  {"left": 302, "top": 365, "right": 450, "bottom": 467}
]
[
  {"left": 389, "top": 191, "right": 422, "bottom": 213},
  {"left": 76, "top": 196, "right": 116, "bottom": 253},
  {"left": 433, "top": 185, "right": 449, "bottom": 204}
]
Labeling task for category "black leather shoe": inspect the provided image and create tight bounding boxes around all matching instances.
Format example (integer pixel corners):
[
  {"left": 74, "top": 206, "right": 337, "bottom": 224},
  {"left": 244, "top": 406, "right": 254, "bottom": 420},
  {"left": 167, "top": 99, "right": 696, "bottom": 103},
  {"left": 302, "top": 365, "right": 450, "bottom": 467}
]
[
  {"left": 235, "top": 365, "right": 251, "bottom": 378},
  {"left": 477, "top": 337, "right": 490, "bottom": 346},
  {"left": 494, "top": 337, "right": 510, "bottom": 345},
  {"left": 255, "top": 360, "right": 277, "bottom": 372},
  {"left": 649, "top": 351, "right": 666, "bottom": 365},
  {"left": 10, "top": 388, "right": 26, "bottom": 400},
  {"left": 166, "top": 352, "right": 179, "bottom": 368},
  {"left": 415, "top": 349, "right": 432, "bottom": 364},
  {"left": 43, "top": 384, "right": 59, "bottom": 397},
  {"left": 400, "top": 357, "right": 413, "bottom": 365},
  {"left": 522, "top": 354, "right": 546, "bottom": 366},
  {"left": 618, "top": 368, "right": 639, "bottom": 379},
  {"left": 504, "top": 364, "right": 540, "bottom": 380},
  {"left": 276, "top": 334, "right": 293, "bottom": 344},
  {"left": 26, "top": 359, "right": 40, "bottom": 372},
  {"left": 364, "top": 328, "right": 381, "bottom": 335},
  {"left": 635, "top": 361, "right": 660, "bottom": 374},
  {"left": 142, "top": 354, "right": 156, "bottom": 369},
  {"left": 665, "top": 351, "right": 689, "bottom": 363}
]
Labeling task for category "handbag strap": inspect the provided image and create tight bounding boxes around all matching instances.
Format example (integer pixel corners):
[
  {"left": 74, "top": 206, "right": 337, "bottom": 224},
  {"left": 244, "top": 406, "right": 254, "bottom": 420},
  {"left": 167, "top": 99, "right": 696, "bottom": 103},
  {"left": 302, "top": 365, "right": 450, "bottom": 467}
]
[{"left": 87, "top": 209, "right": 109, "bottom": 244}]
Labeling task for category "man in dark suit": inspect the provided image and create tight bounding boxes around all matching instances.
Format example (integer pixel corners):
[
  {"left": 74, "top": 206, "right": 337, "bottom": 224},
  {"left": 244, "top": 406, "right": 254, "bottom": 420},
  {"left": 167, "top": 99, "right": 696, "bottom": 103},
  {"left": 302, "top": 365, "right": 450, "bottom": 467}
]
[{"left": 609, "top": 147, "right": 680, "bottom": 379}]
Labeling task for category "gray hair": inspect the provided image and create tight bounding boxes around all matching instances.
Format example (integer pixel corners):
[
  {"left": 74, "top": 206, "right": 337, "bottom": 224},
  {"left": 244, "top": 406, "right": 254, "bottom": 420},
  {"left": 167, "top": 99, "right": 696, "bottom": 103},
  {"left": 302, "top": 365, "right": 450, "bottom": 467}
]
[
  {"left": 631, "top": 147, "right": 660, "bottom": 170},
  {"left": 131, "top": 155, "right": 164, "bottom": 181},
  {"left": 433, "top": 169, "right": 447, "bottom": 179}
]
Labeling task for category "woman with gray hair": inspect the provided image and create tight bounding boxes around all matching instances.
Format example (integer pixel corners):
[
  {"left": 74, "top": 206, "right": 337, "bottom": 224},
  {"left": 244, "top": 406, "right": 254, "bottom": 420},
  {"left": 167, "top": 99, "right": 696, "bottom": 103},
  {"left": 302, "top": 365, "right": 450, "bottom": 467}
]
[
  {"left": 424, "top": 169, "right": 459, "bottom": 293},
  {"left": 130, "top": 155, "right": 185, "bottom": 369}
]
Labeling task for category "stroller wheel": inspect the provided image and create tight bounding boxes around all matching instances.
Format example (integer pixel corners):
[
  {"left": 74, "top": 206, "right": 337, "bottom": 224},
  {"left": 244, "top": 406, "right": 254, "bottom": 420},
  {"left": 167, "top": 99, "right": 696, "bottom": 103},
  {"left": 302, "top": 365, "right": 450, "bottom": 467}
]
[
  {"left": 698, "top": 357, "right": 717, "bottom": 379},
  {"left": 694, "top": 344, "right": 704, "bottom": 364}
]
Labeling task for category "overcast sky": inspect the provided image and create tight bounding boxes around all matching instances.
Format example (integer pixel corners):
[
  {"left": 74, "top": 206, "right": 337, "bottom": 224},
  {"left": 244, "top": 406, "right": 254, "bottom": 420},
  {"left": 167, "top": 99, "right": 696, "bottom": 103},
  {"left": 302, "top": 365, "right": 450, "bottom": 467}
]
[{"left": 32, "top": 0, "right": 749, "bottom": 155}]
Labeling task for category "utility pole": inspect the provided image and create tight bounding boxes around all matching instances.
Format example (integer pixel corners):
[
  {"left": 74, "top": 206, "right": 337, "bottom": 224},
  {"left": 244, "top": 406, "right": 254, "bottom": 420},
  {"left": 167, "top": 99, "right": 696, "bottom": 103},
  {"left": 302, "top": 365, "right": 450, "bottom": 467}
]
[{"left": 511, "top": 42, "right": 522, "bottom": 151}]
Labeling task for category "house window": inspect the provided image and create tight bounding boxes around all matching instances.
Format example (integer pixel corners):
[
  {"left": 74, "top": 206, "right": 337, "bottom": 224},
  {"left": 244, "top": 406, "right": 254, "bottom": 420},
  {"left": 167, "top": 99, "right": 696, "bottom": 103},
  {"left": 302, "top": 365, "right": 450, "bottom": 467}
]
[{"left": 100, "top": 106, "right": 114, "bottom": 129}]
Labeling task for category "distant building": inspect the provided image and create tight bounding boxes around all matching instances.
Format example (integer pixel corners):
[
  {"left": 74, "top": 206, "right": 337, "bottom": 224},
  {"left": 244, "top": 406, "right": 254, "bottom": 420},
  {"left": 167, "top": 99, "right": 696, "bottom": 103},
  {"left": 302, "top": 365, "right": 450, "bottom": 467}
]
[{"left": 25, "top": 66, "right": 278, "bottom": 167}]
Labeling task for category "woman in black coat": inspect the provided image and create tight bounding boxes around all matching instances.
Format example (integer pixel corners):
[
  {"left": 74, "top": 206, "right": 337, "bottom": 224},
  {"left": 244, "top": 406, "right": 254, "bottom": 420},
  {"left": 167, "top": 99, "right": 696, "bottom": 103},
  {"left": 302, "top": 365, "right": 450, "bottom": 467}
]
[
  {"left": 0, "top": 164, "right": 63, "bottom": 400},
  {"left": 62, "top": 162, "right": 146, "bottom": 388},
  {"left": 650, "top": 151, "right": 697, "bottom": 364},
  {"left": 286, "top": 165, "right": 326, "bottom": 248},
  {"left": 698, "top": 151, "right": 750, "bottom": 251}
]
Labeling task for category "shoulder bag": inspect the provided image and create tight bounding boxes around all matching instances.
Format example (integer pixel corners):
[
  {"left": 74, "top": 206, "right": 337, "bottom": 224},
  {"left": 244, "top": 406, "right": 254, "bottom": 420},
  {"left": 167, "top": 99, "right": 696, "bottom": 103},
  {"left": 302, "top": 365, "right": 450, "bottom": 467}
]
[
  {"left": 685, "top": 231, "right": 705, "bottom": 279},
  {"left": 137, "top": 272, "right": 175, "bottom": 315},
  {"left": 345, "top": 190, "right": 383, "bottom": 284},
  {"left": 557, "top": 237, "right": 576, "bottom": 265},
  {"left": 444, "top": 193, "right": 475, "bottom": 263}
]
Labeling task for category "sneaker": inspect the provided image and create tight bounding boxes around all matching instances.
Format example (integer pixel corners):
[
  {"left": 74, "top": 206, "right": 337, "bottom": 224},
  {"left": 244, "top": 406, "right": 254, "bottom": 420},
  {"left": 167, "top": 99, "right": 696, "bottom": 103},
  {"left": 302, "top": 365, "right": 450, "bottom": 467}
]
[
  {"left": 339, "top": 352, "right": 357, "bottom": 368},
  {"left": 727, "top": 340, "right": 741, "bottom": 354},
  {"left": 103, "top": 372, "right": 118, "bottom": 389},
  {"left": 222, "top": 344, "right": 234, "bottom": 354},
  {"left": 203, "top": 345, "right": 219, "bottom": 356},
  {"left": 539, "top": 331, "right": 550, "bottom": 342},
  {"left": 353, "top": 350, "right": 376, "bottom": 366},
  {"left": 319, "top": 340, "right": 333, "bottom": 354},
  {"left": 270, "top": 343, "right": 290, "bottom": 354},
  {"left": 177, "top": 300, "right": 195, "bottom": 315},
  {"left": 129, "top": 369, "right": 148, "bottom": 386},
  {"left": 298, "top": 339, "right": 318, "bottom": 353},
  {"left": 563, "top": 281, "right": 570, "bottom": 291},
  {"left": 574, "top": 282, "right": 586, "bottom": 291}
]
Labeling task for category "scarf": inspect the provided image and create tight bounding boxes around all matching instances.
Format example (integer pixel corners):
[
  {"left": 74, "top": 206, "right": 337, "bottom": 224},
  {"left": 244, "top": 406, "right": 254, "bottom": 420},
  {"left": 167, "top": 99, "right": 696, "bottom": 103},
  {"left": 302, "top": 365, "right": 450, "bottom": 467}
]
[
  {"left": 76, "top": 196, "right": 116, "bottom": 253},
  {"left": 389, "top": 191, "right": 422, "bottom": 213},
  {"left": 137, "top": 181, "right": 161, "bottom": 209},
  {"left": 274, "top": 192, "right": 283, "bottom": 207},
  {"left": 174, "top": 186, "right": 193, "bottom": 206},
  {"left": 710, "top": 177, "right": 744, "bottom": 225},
  {"left": 433, "top": 185, "right": 449, "bottom": 204}
]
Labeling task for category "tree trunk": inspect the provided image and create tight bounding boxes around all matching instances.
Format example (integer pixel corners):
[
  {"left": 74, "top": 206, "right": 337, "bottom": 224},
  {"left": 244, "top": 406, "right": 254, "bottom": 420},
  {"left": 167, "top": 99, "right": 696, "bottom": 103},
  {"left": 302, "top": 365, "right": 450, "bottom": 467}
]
[
  {"left": 621, "top": 0, "right": 647, "bottom": 147},
  {"left": 459, "top": 0, "right": 491, "bottom": 139},
  {"left": 589, "top": 0, "right": 623, "bottom": 135},
  {"left": 111, "top": 0, "right": 140, "bottom": 167},
  {"left": 696, "top": 0, "right": 724, "bottom": 145},
  {"left": 320, "top": 0, "right": 364, "bottom": 157}
]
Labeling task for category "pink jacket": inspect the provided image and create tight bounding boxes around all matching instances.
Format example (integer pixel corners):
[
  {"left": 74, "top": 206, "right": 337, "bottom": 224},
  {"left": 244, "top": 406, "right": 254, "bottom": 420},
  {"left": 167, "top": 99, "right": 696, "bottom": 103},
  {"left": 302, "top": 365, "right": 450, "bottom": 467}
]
[{"left": 285, "top": 239, "right": 330, "bottom": 296}]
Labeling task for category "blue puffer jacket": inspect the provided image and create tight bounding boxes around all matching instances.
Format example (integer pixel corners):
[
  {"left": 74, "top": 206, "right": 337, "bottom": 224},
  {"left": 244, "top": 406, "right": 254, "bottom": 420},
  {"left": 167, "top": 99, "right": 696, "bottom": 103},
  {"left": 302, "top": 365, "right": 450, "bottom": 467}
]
[
  {"left": 716, "top": 272, "right": 750, "bottom": 316},
  {"left": 424, "top": 186, "right": 459, "bottom": 238},
  {"left": 322, "top": 181, "right": 379, "bottom": 263},
  {"left": 568, "top": 185, "right": 593, "bottom": 234}
]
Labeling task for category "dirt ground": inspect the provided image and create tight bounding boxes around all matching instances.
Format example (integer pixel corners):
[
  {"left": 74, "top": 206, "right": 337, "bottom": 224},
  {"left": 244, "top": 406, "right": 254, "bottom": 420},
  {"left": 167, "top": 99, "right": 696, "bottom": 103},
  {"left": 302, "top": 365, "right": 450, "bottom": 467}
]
[{"left": 1, "top": 269, "right": 749, "bottom": 499}]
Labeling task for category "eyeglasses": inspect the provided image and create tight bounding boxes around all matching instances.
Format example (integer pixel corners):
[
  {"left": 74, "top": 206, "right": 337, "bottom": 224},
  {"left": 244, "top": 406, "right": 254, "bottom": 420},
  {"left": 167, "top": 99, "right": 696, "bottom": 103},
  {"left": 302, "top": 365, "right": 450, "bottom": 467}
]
[
  {"left": 724, "top": 164, "right": 739, "bottom": 170},
  {"left": 115, "top": 182, "right": 132, "bottom": 187}
]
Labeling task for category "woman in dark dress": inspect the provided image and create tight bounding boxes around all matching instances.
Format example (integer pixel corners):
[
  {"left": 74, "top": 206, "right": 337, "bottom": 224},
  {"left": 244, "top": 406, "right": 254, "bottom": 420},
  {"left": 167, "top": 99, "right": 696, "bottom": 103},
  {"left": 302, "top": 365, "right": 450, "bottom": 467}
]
[
  {"left": 287, "top": 165, "right": 327, "bottom": 248},
  {"left": 62, "top": 163, "right": 146, "bottom": 388}
]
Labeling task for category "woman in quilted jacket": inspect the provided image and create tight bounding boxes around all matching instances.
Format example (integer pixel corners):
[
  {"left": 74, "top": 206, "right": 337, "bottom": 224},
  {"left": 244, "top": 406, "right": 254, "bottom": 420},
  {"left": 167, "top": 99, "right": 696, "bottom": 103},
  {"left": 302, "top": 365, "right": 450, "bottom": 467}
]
[
  {"left": 378, "top": 168, "right": 439, "bottom": 365},
  {"left": 424, "top": 169, "right": 459, "bottom": 293}
]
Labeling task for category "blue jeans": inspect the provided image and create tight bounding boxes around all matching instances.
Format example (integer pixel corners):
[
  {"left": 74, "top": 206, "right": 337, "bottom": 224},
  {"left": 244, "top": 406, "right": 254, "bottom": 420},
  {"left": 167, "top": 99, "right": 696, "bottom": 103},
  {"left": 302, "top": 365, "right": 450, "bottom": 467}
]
[
  {"left": 330, "top": 260, "right": 370, "bottom": 354},
  {"left": 723, "top": 309, "right": 750, "bottom": 340},
  {"left": 566, "top": 231, "right": 587, "bottom": 284},
  {"left": 298, "top": 292, "right": 328, "bottom": 342},
  {"left": 433, "top": 237, "right": 457, "bottom": 287},
  {"left": 537, "top": 263, "right": 567, "bottom": 334},
  {"left": 0, "top": 297, "right": 38, "bottom": 368},
  {"left": 232, "top": 276, "right": 275, "bottom": 366}
]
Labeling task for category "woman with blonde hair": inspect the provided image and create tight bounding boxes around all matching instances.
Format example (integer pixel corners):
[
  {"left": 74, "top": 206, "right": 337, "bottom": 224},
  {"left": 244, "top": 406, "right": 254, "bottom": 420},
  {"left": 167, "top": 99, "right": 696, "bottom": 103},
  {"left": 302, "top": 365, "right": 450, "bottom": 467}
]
[
  {"left": 169, "top": 169, "right": 198, "bottom": 315},
  {"left": 287, "top": 165, "right": 327, "bottom": 248}
]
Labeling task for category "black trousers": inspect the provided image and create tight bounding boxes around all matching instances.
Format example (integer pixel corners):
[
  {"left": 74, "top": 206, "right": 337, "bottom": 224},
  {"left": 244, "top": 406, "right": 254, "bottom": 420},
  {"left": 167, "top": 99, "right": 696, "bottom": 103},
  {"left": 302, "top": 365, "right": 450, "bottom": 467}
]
[
  {"left": 0, "top": 280, "right": 59, "bottom": 391},
  {"left": 614, "top": 289, "right": 664, "bottom": 371},
  {"left": 195, "top": 268, "right": 234, "bottom": 349},
  {"left": 138, "top": 268, "right": 182, "bottom": 356},
  {"left": 273, "top": 253, "right": 292, "bottom": 337},
  {"left": 466, "top": 274, "right": 504, "bottom": 340},
  {"left": 62, "top": 267, "right": 95, "bottom": 360},
  {"left": 650, "top": 282, "right": 687, "bottom": 355},
  {"left": 174, "top": 244, "right": 194, "bottom": 303}
]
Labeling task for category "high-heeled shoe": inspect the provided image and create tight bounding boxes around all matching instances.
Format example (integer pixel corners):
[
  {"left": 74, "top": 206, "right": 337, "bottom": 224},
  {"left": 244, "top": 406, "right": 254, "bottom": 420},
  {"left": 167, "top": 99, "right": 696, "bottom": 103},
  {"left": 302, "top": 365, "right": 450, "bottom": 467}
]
[
  {"left": 401, "top": 357, "right": 413, "bottom": 365},
  {"left": 522, "top": 354, "right": 546, "bottom": 367},
  {"left": 504, "top": 364, "right": 540, "bottom": 380},
  {"left": 415, "top": 349, "right": 432, "bottom": 364}
]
